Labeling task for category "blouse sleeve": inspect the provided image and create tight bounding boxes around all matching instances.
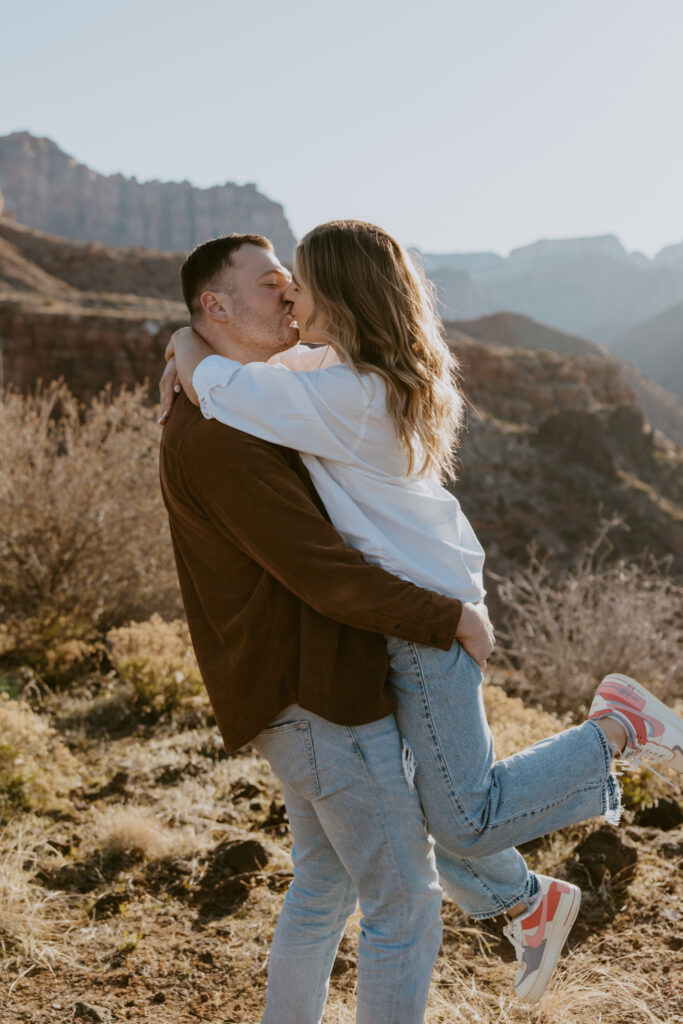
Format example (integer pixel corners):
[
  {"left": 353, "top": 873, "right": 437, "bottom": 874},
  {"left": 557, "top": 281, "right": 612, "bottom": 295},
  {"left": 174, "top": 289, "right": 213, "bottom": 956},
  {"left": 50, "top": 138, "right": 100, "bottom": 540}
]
[{"left": 192, "top": 354, "right": 375, "bottom": 462}]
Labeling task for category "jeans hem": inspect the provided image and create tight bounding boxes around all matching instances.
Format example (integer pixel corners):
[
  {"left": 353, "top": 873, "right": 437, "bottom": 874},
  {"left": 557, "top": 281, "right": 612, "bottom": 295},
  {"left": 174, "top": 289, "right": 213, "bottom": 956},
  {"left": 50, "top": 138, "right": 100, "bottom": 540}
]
[
  {"left": 587, "top": 718, "right": 623, "bottom": 827},
  {"left": 467, "top": 872, "right": 539, "bottom": 921}
]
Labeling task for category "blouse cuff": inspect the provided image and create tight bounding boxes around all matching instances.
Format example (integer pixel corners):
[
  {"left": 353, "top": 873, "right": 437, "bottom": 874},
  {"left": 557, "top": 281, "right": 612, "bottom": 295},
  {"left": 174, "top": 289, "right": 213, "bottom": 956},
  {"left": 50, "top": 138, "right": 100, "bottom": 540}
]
[{"left": 192, "top": 354, "right": 240, "bottom": 419}]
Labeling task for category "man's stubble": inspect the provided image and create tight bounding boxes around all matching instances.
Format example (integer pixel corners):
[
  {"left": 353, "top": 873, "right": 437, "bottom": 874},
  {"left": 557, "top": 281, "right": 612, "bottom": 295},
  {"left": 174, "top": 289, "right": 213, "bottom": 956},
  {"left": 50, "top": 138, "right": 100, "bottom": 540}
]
[{"left": 231, "top": 292, "right": 297, "bottom": 359}]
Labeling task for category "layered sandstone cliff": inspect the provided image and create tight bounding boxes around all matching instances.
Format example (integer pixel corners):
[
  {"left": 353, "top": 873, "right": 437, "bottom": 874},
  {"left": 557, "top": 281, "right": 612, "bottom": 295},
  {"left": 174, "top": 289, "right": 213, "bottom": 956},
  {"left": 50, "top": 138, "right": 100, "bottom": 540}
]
[
  {"left": 0, "top": 218, "right": 186, "bottom": 397},
  {"left": 0, "top": 133, "right": 296, "bottom": 259},
  {"left": 0, "top": 300, "right": 185, "bottom": 397},
  {"left": 0, "top": 217, "right": 182, "bottom": 300}
]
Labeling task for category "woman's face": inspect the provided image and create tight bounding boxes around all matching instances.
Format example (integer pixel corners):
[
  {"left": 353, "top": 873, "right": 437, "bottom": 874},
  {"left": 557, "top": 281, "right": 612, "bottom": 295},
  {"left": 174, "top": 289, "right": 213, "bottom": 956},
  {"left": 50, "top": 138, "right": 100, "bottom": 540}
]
[{"left": 284, "top": 262, "right": 330, "bottom": 346}]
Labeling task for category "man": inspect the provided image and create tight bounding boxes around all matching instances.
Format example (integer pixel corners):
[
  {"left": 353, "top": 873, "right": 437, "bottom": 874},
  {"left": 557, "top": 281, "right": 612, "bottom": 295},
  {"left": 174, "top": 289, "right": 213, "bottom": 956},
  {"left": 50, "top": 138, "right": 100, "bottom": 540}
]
[{"left": 159, "top": 233, "right": 493, "bottom": 1024}]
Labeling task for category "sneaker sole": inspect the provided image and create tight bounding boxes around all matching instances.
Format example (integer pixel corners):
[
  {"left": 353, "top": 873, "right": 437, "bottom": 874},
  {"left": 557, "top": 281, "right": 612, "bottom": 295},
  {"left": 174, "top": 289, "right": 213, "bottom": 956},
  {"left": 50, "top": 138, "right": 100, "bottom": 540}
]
[
  {"left": 591, "top": 673, "right": 683, "bottom": 773},
  {"left": 518, "top": 884, "right": 581, "bottom": 1005}
]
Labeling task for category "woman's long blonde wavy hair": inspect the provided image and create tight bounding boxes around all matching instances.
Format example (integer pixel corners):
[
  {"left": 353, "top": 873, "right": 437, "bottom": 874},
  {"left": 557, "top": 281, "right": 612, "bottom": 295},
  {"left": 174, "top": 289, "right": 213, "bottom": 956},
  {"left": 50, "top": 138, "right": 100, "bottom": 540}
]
[{"left": 296, "top": 220, "right": 464, "bottom": 480}]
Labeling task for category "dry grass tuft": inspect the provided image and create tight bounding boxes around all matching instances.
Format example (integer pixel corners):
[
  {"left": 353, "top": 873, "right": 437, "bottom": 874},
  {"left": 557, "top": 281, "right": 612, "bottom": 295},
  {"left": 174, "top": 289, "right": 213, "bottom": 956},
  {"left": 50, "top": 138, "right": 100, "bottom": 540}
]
[
  {"left": 90, "top": 805, "right": 198, "bottom": 862},
  {"left": 0, "top": 694, "right": 81, "bottom": 817},
  {"left": 496, "top": 540, "right": 683, "bottom": 716},
  {"left": 0, "top": 826, "right": 76, "bottom": 970}
]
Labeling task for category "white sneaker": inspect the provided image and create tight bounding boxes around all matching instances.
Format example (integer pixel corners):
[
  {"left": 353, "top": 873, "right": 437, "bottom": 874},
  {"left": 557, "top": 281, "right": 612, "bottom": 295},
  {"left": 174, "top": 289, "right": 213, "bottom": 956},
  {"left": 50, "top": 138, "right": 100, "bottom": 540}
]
[
  {"left": 588, "top": 673, "right": 683, "bottom": 774},
  {"left": 503, "top": 875, "right": 581, "bottom": 1004}
]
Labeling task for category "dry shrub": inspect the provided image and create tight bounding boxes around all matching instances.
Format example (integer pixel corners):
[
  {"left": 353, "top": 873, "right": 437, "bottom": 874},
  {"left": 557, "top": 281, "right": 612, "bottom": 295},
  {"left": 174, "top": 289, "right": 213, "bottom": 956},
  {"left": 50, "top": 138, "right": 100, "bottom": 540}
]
[
  {"left": 0, "top": 382, "right": 181, "bottom": 660},
  {"left": 0, "top": 695, "right": 81, "bottom": 817},
  {"left": 91, "top": 805, "right": 197, "bottom": 861},
  {"left": 41, "top": 637, "right": 97, "bottom": 682},
  {"left": 106, "top": 614, "right": 205, "bottom": 718},
  {"left": 496, "top": 543, "right": 683, "bottom": 716}
]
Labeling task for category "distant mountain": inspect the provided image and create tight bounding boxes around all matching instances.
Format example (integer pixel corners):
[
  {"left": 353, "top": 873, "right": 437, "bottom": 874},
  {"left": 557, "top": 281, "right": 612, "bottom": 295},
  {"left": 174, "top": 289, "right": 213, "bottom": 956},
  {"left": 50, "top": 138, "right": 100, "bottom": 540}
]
[
  {"left": 451, "top": 312, "right": 602, "bottom": 357},
  {"left": 654, "top": 241, "right": 683, "bottom": 269},
  {"left": 444, "top": 311, "right": 683, "bottom": 448},
  {"left": 611, "top": 301, "right": 683, "bottom": 402},
  {"left": 0, "top": 132, "right": 296, "bottom": 259},
  {"left": 418, "top": 235, "right": 683, "bottom": 345}
]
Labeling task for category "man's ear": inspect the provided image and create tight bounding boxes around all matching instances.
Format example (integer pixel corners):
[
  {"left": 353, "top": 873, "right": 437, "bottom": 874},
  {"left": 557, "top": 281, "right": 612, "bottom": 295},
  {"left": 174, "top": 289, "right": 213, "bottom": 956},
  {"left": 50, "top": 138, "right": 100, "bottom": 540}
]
[{"left": 200, "top": 290, "right": 231, "bottom": 322}]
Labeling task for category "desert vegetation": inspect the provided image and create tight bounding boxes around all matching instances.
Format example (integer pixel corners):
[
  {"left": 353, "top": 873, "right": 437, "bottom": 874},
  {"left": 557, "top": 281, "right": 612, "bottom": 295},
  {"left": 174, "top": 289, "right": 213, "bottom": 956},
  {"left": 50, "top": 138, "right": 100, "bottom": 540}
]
[
  {"left": 0, "top": 384, "right": 681, "bottom": 1024},
  {"left": 0, "top": 382, "right": 181, "bottom": 667},
  {"left": 497, "top": 534, "right": 683, "bottom": 713}
]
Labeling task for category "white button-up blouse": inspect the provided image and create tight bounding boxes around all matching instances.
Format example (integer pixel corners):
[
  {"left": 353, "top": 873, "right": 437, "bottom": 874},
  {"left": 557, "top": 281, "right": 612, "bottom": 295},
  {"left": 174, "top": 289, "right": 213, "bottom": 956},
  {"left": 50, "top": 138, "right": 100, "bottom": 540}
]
[{"left": 192, "top": 345, "right": 485, "bottom": 603}]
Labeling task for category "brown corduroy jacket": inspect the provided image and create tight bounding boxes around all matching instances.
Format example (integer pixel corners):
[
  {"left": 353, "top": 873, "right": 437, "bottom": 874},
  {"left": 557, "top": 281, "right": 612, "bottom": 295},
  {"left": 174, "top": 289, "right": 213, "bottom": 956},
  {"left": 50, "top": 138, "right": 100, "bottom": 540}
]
[{"left": 159, "top": 394, "right": 463, "bottom": 753}]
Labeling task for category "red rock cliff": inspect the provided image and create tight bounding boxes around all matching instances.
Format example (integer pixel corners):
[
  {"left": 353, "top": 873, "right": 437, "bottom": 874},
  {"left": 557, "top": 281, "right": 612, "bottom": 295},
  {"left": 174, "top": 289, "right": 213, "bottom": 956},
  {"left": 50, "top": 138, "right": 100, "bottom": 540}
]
[{"left": 0, "top": 133, "right": 297, "bottom": 260}]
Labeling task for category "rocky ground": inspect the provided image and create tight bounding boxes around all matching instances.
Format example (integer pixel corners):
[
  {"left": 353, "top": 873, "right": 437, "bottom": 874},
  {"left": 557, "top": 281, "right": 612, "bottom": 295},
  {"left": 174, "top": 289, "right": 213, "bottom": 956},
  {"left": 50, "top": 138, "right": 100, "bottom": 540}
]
[{"left": 1, "top": 668, "right": 681, "bottom": 1024}]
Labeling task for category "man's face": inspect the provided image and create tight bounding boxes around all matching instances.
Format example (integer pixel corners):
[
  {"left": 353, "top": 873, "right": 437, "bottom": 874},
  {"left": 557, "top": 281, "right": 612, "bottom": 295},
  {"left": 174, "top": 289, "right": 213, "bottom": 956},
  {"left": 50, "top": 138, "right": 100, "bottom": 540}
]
[{"left": 206, "top": 244, "right": 298, "bottom": 357}]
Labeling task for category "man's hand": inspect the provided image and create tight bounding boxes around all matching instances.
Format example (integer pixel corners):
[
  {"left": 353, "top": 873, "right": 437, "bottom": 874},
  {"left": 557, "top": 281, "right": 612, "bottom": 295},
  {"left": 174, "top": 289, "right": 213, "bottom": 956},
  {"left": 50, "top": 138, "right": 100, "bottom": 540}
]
[
  {"left": 455, "top": 602, "right": 495, "bottom": 671},
  {"left": 158, "top": 356, "right": 181, "bottom": 425}
]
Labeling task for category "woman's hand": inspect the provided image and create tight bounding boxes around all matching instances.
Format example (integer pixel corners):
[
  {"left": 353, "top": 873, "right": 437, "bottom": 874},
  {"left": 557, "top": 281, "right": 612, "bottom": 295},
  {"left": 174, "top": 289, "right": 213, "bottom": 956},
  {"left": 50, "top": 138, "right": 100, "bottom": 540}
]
[
  {"left": 158, "top": 356, "right": 181, "bottom": 425},
  {"left": 455, "top": 602, "right": 495, "bottom": 671}
]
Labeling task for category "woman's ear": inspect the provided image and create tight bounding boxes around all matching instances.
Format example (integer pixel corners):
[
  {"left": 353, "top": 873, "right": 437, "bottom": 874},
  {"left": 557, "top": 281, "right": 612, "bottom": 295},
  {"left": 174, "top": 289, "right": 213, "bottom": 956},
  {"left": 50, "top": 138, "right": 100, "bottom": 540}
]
[{"left": 200, "top": 290, "right": 231, "bottom": 322}]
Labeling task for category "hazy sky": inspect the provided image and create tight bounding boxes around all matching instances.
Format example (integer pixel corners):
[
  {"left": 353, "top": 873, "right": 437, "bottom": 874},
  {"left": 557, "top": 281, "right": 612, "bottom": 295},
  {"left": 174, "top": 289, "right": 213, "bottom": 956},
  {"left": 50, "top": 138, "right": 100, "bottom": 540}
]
[{"left": 3, "top": 0, "right": 682, "bottom": 255}]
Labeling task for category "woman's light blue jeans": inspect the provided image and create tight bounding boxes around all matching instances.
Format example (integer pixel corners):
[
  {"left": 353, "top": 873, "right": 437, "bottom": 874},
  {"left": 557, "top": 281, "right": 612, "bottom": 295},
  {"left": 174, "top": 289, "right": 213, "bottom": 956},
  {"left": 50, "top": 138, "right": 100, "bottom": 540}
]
[
  {"left": 386, "top": 636, "right": 621, "bottom": 919},
  {"left": 253, "top": 706, "right": 443, "bottom": 1024}
]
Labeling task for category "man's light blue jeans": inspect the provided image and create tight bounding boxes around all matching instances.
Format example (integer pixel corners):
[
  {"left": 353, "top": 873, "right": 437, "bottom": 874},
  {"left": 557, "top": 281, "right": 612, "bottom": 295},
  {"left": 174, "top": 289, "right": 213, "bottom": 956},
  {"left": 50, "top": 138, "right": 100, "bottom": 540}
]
[
  {"left": 387, "top": 636, "right": 621, "bottom": 919},
  {"left": 253, "top": 706, "right": 443, "bottom": 1024}
]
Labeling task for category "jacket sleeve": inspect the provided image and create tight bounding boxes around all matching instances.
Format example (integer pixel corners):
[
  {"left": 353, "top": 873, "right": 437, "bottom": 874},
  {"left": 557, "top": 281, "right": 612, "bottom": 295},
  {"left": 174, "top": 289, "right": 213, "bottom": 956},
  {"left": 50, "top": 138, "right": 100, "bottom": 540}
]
[{"left": 179, "top": 420, "right": 462, "bottom": 650}]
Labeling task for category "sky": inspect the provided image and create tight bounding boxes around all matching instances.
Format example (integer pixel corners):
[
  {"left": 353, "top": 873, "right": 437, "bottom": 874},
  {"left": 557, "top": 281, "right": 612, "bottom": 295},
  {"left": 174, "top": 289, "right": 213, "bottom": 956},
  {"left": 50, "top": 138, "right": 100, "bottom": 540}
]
[{"left": 2, "top": 0, "right": 682, "bottom": 256}]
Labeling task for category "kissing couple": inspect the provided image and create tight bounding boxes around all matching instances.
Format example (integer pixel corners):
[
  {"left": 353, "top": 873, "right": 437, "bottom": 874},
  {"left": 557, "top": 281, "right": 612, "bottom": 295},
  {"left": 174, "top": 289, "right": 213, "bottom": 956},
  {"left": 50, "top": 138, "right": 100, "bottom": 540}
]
[{"left": 159, "top": 219, "right": 683, "bottom": 1022}]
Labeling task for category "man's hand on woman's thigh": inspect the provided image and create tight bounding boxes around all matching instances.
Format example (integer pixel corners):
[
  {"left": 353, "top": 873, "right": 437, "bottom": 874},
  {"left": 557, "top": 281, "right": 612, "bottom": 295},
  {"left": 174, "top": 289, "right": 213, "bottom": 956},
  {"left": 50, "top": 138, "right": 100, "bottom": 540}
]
[{"left": 455, "top": 602, "right": 495, "bottom": 670}]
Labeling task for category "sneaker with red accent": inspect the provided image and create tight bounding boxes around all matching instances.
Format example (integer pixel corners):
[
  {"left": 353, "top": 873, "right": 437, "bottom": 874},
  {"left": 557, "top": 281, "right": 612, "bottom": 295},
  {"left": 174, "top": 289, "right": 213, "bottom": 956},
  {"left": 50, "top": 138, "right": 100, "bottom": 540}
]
[
  {"left": 503, "top": 875, "right": 581, "bottom": 1004},
  {"left": 588, "top": 673, "right": 683, "bottom": 774}
]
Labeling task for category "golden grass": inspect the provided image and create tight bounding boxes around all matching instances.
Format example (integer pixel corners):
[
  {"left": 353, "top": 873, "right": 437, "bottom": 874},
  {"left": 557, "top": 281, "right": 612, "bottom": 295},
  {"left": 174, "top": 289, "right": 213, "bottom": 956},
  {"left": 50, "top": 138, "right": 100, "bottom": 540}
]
[
  {"left": 320, "top": 939, "right": 670, "bottom": 1024},
  {"left": 426, "top": 952, "right": 664, "bottom": 1023},
  {"left": 0, "top": 824, "right": 77, "bottom": 974},
  {"left": 89, "top": 805, "right": 200, "bottom": 862}
]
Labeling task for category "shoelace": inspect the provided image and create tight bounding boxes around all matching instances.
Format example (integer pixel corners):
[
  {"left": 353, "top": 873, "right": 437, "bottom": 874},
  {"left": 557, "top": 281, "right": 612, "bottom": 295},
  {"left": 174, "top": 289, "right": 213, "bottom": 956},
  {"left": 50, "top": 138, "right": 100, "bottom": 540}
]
[
  {"left": 503, "top": 893, "right": 549, "bottom": 961},
  {"left": 617, "top": 751, "right": 676, "bottom": 789},
  {"left": 502, "top": 919, "right": 526, "bottom": 964}
]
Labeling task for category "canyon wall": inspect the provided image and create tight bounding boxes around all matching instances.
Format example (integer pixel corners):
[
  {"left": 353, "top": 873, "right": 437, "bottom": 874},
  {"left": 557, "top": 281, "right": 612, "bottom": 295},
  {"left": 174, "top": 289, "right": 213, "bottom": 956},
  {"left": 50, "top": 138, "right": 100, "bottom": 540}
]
[{"left": 0, "top": 133, "right": 296, "bottom": 259}]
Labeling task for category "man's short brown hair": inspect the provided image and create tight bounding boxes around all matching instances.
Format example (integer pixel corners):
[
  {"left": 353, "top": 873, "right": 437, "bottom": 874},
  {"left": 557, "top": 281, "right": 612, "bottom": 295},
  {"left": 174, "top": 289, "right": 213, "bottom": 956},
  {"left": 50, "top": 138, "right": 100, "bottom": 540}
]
[{"left": 180, "top": 234, "right": 273, "bottom": 315}]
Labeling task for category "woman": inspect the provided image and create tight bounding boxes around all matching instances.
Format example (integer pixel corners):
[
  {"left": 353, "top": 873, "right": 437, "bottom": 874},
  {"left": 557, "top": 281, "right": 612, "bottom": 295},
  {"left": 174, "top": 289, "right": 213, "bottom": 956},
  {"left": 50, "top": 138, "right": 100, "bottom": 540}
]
[{"left": 160, "top": 220, "right": 683, "bottom": 1004}]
